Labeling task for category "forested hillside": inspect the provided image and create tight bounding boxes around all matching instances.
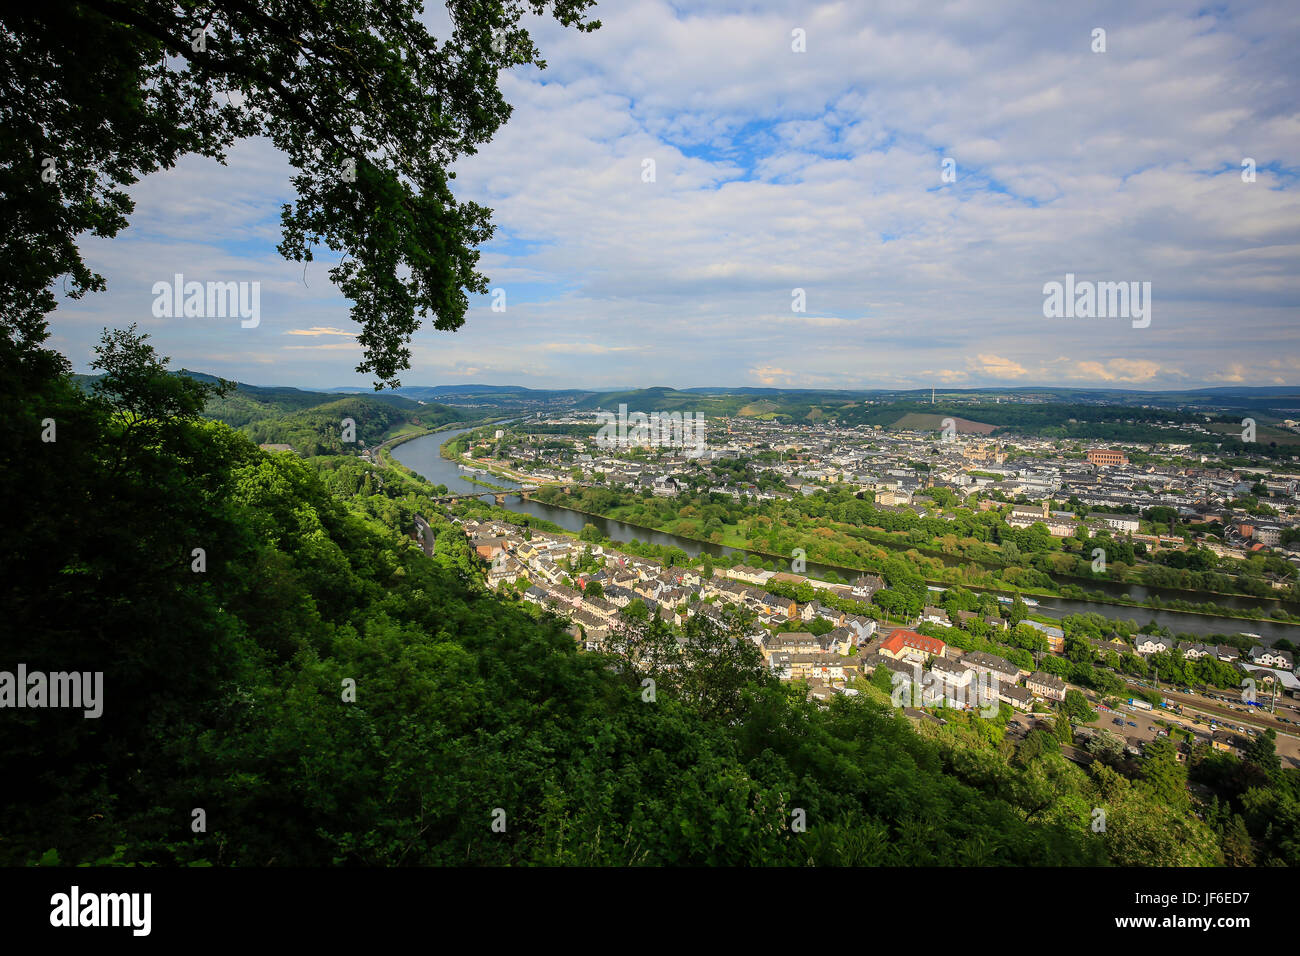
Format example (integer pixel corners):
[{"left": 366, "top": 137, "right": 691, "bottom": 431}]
[
  {"left": 196, "top": 375, "right": 462, "bottom": 453},
  {"left": 76, "top": 369, "right": 465, "bottom": 453}
]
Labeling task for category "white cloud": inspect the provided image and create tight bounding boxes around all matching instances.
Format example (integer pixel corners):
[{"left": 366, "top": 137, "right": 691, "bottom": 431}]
[{"left": 47, "top": 1, "right": 1300, "bottom": 390}]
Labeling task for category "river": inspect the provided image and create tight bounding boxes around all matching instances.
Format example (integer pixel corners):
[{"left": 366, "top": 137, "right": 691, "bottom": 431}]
[{"left": 394, "top": 426, "right": 1300, "bottom": 644}]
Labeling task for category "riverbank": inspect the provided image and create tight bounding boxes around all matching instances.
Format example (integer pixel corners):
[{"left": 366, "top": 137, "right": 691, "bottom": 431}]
[
  {"left": 392, "top": 428, "right": 1298, "bottom": 640},
  {"left": 514, "top": 484, "right": 1300, "bottom": 626}
]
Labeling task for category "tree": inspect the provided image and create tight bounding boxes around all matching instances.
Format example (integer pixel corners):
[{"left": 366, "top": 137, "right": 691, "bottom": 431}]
[
  {"left": 90, "top": 326, "right": 232, "bottom": 466},
  {"left": 1061, "top": 689, "right": 1098, "bottom": 723},
  {"left": 1016, "top": 728, "right": 1060, "bottom": 764},
  {"left": 870, "top": 665, "right": 894, "bottom": 696},
  {"left": 1138, "top": 736, "right": 1189, "bottom": 809},
  {"left": 1242, "top": 729, "right": 1282, "bottom": 779},
  {"left": 1007, "top": 595, "right": 1028, "bottom": 626},
  {"left": 1052, "top": 714, "right": 1073, "bottom": 745},
  {"left": 1, "top": 0, "right": 600, "bottom": 386}
]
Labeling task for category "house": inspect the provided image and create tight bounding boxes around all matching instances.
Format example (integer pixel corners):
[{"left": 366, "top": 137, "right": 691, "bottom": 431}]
[
  {"left": 602, "top": 584, "right": 637, "bottom": 608},
  {"left": 487, "top": 556, "right": 524, "bottom": 589},
  {"left": 843, "top": 616, "right": 878, "bottom": 644},
  {"left": 813, "top": 602, "right": 845, "bottom": 626},
  {"left": 998, "top": 684, "right": 1035, "bottom": 711},
  {"left": 755, "top": 592, "right": 796, "bottom": 618},
  {"left": 928, "top": 659, "right": 980, "bottom": 705},
  {"left": 1135, "top": 636, "right": 1172, "bottom": 656},
  {"left": 1178, "top": 642, "right": 1215, "bottom": 660},
  {"left": 851, "top": 574, "right": 885, "bottom": 599},
  {"left": 878, "top": 628, "right": 947, "bottom": 662},
  {"left": 961, "top": 651, "right": 1023, "bottom": 685},
  {"left": 1211, "top": 731, "right": 1239, "bottom": 754},
  {"left": 1007, "top": 501, "right": 1049, "bottom": 527},
  {"left": 822, "top": 626, "right": 860, "bottom": 655},
  {"left": 652, "top": 475, "right": 680, "bottom": 497},
  {"left": 726, "top": 565, "right": 771, "bottom": 585},
  {"left": 761, "top": 632, "right": 822, "bottom": 660},
  {"left": 921, "top": 606, "right": 950, "bottom": 626},
  {"left": 768, "top": 653, "right": 793, "bottom": 680},
  {"left": 472, "top": 536, "right": 509, "bottom": 560},
  {"left": 1026, "top": 671, "right": 1067, "bottom": 702},
  {"left": 785, "top": 653, "right": 860, "bottom": 683},
  {"left": 1216, "top": 645, "right": 1242, "bottom": 663},
  {"left": 1023, "top": 619, "right": 1065, "bottom": 653},
  {"left": 1248, "top": 647, "right": 1294, "bottom": 669},
  {"left": 1007, "top": 501, "right": 1077, "bottom": 536},
  {"left": 1241, "top": 665, "right": 1300, "bottom": 698}
]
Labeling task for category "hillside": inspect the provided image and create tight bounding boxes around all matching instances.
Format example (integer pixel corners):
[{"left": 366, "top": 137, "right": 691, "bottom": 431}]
[{"left": 136, "top": 372, "right": 466, "bottom": 453}]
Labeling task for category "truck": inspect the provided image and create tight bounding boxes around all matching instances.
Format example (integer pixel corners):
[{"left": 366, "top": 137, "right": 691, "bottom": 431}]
[{"left": 1128, "top": 698, "right": 1153, "bottom": 711}]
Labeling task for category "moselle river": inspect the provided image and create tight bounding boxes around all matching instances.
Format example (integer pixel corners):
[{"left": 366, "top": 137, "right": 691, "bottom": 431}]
[{"left": 394, "top": 427, "right": 1300, "bottom": 644}]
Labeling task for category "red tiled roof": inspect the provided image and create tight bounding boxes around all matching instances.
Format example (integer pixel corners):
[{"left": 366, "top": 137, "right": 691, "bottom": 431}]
[{"left": 881, "top": 628, "right": 946, "bottom": 657}]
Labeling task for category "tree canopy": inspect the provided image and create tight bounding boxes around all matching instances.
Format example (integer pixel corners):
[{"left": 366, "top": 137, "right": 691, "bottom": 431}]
[{"left": 1, "top": 0, "right": 599, "bottom": 385}]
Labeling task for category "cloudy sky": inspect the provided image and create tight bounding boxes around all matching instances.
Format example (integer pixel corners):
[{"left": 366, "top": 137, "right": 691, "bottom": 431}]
[{"left": 53, "top": 0, "right": 1299, "bottom": 391}]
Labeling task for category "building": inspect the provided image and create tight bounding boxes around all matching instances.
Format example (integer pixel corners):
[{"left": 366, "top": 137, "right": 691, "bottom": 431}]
[
  {"left": 921, "top": 606, "right": 950, "bottom": 626},
  {"left": 878, "top": 628, "right": 948, "bottom": 661},
  {"left": 1248, "top": 647, "right": 1294, "bottom": 669},
  {"left": 1087, "top": 448, "right": 1130, "bottom": 468},
  {"left": 851, "top": 574, "right": 884, "bottom": 599},
  {"left": 998, "top": 684, "right": 1035, "bottom": 710},
  {"left": 1091, "top": 512, "right": 1140, "bottom": 533},
  {"left": 1007, "top": 501, "right": 1049, "bottom": 525},
  {"left": 1135, "top": 636, "right": 1172, "bottom": 656},
  {"left": 961, "top": 651, "right": 1023, "bottom": 684},
  {"left": 1026, "top": 671, "right": 1067, "bottom": 701},
  {"left": 1023, "top": 619, "right": 1065, "bottom": 653}
]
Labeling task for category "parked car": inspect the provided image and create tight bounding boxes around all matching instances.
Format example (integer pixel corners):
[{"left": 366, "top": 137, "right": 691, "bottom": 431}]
[{"left": 1126, "top": 721, "right": 1138, "bottom": 727}]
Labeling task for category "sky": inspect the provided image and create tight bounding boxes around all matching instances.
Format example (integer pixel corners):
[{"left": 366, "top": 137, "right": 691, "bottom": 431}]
[{"left": 52, "top": 0, "right": 1300, "bottom": 391}]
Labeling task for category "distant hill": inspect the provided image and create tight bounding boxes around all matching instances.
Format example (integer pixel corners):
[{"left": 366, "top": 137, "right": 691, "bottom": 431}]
[
  {"left": 80, "top": 370, "right": 467, "bottom": 454},
  {"left": 323, "top": 383, "right": 593, "bottom": 406}
]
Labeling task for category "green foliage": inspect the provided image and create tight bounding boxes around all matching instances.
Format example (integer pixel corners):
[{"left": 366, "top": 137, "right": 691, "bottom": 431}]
[{"left": 2, "top": 0, "right": 600, "bottom": 385}]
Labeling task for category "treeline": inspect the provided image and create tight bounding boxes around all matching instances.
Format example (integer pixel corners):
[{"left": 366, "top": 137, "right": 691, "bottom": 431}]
[{"left": 830, "top": 400, "right": 1202, "bottom": 435}]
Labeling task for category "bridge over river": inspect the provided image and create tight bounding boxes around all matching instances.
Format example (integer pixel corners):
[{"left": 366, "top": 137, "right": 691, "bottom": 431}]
[{"left": 429, "top": 482, "right": 602, "bottom": 505}]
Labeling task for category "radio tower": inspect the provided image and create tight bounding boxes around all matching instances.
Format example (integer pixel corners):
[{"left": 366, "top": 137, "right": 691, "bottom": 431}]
[{"left": 931, "top": 386, "right": 935, "bottom": 405}]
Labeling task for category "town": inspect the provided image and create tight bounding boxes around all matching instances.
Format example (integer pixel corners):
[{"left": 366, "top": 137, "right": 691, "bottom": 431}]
[{"left": 424, "top": 408, "right": 1300, "bottom": 773}]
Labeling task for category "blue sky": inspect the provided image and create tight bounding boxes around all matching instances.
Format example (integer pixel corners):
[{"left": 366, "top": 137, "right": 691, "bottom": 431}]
[{"left": 52, "top": 0, "right": 1300, "bottom": 390}]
